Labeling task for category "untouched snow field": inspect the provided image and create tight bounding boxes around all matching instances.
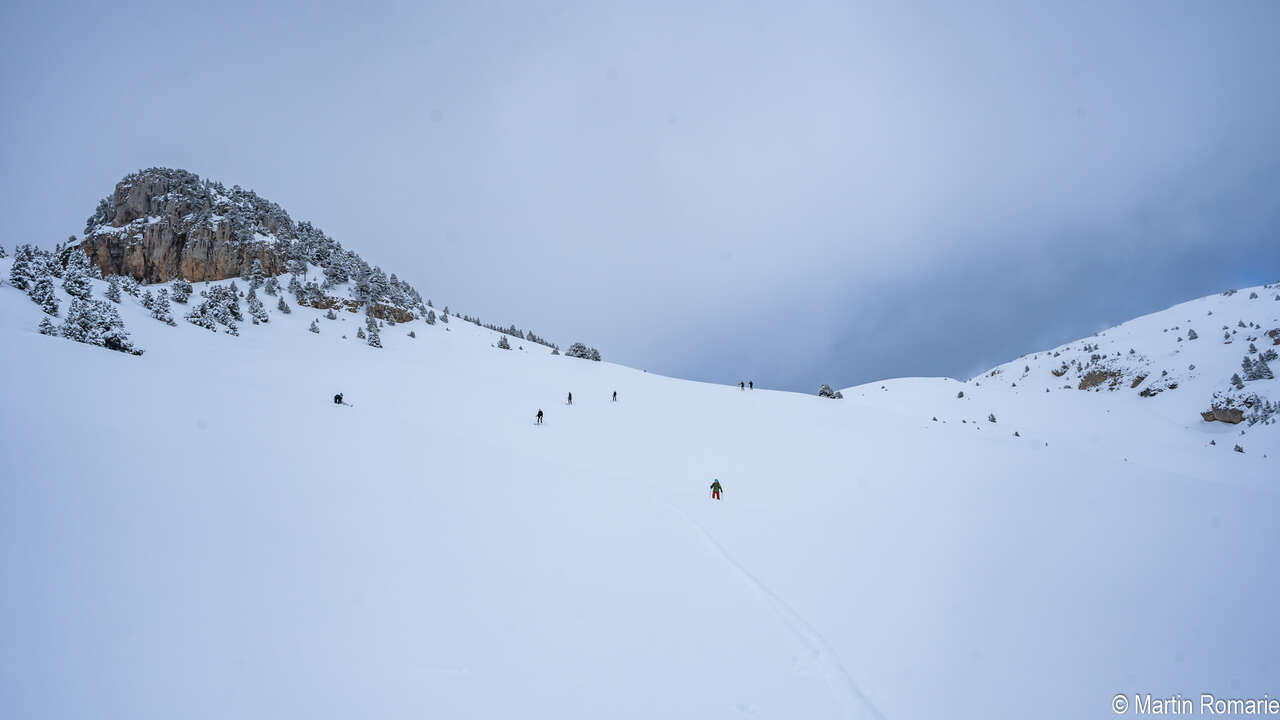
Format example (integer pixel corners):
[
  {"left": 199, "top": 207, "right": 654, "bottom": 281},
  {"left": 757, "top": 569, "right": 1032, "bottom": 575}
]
[{"left": 1, "top": 264, "right": 1277, "bottom": 719}]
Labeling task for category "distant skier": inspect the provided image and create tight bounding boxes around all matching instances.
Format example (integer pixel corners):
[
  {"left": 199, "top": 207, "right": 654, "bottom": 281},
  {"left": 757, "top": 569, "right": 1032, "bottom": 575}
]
[
  {"left": 536, "top": 409, "right": 544, "bottom": 424},
  {"left": 739, "top": 381, "right": 744, "bottom": 390},
  {"left": 333, "top": 392, "right": 343, "bottom": 405},
  {"left": 567, "top": 392, "right": 573, "bottom": 405},
  {"left": 612, "top": 391, "right": 617, "bottom": 402},
  {"left": 710, "top": 478, "right": 722, "bottom": 500},
  {"left": 749, "top": 381, "right": 753, "bottom": 390}
]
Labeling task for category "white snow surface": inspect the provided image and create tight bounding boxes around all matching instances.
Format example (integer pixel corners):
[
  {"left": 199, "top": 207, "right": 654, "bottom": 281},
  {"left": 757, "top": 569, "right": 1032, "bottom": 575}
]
[{"left": 1, "top": 262, "right": 1277, "bottom": 719}]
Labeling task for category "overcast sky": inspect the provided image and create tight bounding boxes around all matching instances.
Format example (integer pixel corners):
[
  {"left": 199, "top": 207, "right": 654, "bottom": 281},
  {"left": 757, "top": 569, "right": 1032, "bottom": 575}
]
[{"left": 3, "top": 0, "right": 1278, "bottom": 390}]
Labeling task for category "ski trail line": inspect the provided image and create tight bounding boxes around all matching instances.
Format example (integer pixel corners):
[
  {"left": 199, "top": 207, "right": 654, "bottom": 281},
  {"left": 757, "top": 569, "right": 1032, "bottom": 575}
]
[{"left": 674, "top": 507, "right": 887, "bottom": 720}]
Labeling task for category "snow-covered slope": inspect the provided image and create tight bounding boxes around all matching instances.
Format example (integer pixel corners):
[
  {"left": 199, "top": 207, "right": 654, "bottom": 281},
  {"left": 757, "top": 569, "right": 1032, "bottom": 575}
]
[{"left": 2, "top": 260, "right": 1277, "bottom": 720}]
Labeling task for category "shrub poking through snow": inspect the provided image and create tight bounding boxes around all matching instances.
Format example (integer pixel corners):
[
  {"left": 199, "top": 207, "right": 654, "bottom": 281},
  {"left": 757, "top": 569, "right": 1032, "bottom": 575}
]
[
  {"left": 988, "top": 413, "right": 997, "bottom": 423},
  {"left": 38, "top": 317, "right": 58, "bottom": 335},
  {"left": 277, "top": 296, "right": 292, "bottom": 314},
  {"left": 818, "top": 384, "right": 843, "bottom": 399},
  {"left": 325, "top": 309, "right": 337, "bottom": 320},
  {"left": 309, "top": 319, "right": 320, "bottom": 333},
  {"left": 365, "top": 315, "right": 381, "bottom": 348},
  {"left": 497, "top": 335, "right": 511, "bottom": 350}
]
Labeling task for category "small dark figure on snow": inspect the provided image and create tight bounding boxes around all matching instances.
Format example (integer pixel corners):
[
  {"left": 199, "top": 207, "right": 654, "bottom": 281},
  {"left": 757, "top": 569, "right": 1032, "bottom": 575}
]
[
  {"left": 710, "top": 478, "right": 723, "bottom": 500},
  {"left": 567, "top": 392, "right": 573, "bottom": 405},
  {"left": 739, "top": 381, "right": 744, "bottom": 390},
  {"left": 749, "top": 380, "right": 753, "bottom": 389},
  {"left": 334, "top": 393, "right": 343, "bottom": 405},
  {"left": 536, "top": 409, "right": 543, "bottom": 424},
  {"left": 612, "top": 391, "right": 617, "bottom": 402}
]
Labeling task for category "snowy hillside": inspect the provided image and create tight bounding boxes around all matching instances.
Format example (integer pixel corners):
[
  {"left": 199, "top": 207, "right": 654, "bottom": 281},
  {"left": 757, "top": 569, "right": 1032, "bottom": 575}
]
[{"left": 1, "top": 251, "right": 1277, "bottom": 720}]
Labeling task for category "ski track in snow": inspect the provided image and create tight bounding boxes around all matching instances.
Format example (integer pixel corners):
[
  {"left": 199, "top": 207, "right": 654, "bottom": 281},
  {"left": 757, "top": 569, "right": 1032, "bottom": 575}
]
[{"left": 676, "top": 507, "right": 887, "bottom": 720}]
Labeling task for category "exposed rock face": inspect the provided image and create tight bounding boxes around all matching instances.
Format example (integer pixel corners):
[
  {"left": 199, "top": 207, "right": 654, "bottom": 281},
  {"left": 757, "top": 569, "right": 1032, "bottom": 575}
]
[
  {"left": 1201, "top": 407, "right": 1244, "bottom": 424},
  {"left": 79, "top": 168, "right": 290, "bottom": 284}
]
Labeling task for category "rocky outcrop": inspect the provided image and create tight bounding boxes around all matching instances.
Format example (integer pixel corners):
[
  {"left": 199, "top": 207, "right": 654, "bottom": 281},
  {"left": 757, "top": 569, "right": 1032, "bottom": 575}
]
[
  {"left": 1201, "top": 407, "right": 1244, "bottom": 424},
  {"left": 79, "top": 168, "right": 290, "bottom": 284}
]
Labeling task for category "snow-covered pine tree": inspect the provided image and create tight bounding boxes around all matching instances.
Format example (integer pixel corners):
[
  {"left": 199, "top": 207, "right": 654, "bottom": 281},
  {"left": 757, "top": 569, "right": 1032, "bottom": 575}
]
[
  {"left": 309, "top": 319, "right": 320, "bottom": 333},
  {"left": 277, "top": 296, "right": 292, "bottom": 314},
  {"left": 425, "top": 309, "right": 436, "bottom": 325},
  {"left": 29, "top": 273, "right": 59, "bottom": 316},
  {"left": 247, "top": 288, "right": 269, "bottom": 324},
  {"left": 61, "top": 298, "right": 141, "bottom": 354},
  {"left": 245, "top": 259, "right": 265, "bottom": 290},
  {"left": 287, "top": 275, "right": 301, "bottom": 298},
  {"left": 357, "top": 326, "right": 366, "bottom": 339},
  {"left": 1231, "top": 373, "right": 1245, "bottom": 389},
  {"left": 121, "top": 275, "right": 140, "bottom": 297},
  {"left": 171, "top": 278, "right": 192, "bottom": 303},
  {"left": 38, "top": 317, "right": 57, "bottom": 335},
  {"left": 0, "top": 244, "right": 7, "bottom": 259},
  {"left": 323, "top": 257, "right": 348, "bottom": 287},
  {"left": 440, "top": 311, "right": 448, "bottom": 323},
  {"left": 105, "top": 276, "right": 122, "bottom": 303},
  {"left": 365, "top": 315, "right": 381, "bottom": 348},
  {"left": 325, "top": 309, "right": 337, "bottom": 320},
  {"left": 7, "top": 244, "right": 35, "bottom": 290},
  {"left": 1187, "top": 329, "right": 1198, "bottom": 340},
  {"left": 61, "top": 250, "right": 93, "bottom": 300},
  {"left": 185, "top": 284, "right": 242, "bottom": 334},
  {"left": 150, "top": 289, "right": 177, "bottom": 326},
  {"left": 263, "top": 276, "right": 280, "bottom": 296},
  {"left": 368, "top": 267, "right": 390, "bottom": 303},
  {"left": 565, "top": 343, "right": 602, "bottom": 361},
  {"left": 141, "top": 290, "right": 155, "bottom": 312},
  {"left": 1242, "top": 356, "right": 1257, "bottom": 380},
  {"left": 38, "top": 248, "right": 62, "bottom": 278},
  {"left": 818, "top": 384, "right": 844, "bottom": 399},
  {"left": 1255, "top": 356, "right": 1275, "bottom": 381},
  {"left": 497, "top": 335, "right": 511, "bottom": 349}
]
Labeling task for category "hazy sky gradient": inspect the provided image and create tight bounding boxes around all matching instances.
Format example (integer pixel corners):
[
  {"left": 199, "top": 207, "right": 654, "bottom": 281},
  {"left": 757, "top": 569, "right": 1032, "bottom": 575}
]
[{"left": 3, "top": 0, "right": 1278, "bottom": 390}]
